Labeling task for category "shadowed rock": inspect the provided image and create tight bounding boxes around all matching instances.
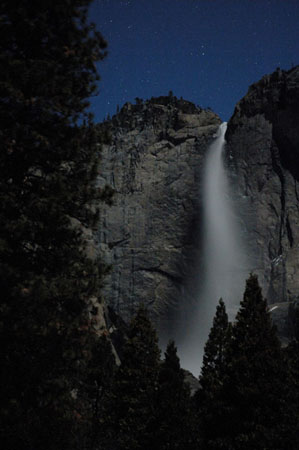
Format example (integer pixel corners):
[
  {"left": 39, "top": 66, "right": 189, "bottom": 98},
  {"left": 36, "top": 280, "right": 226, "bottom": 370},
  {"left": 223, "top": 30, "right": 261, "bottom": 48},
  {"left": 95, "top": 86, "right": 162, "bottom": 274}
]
[{"left": 226, "top": 66, "right": 299, "bottom": 311}]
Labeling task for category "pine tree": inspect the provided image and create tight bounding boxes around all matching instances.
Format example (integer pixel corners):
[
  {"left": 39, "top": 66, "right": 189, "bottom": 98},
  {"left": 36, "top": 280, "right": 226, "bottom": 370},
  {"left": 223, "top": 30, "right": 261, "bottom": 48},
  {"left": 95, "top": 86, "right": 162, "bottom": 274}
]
[
  {"left": 284, "top": 340, "right": 299, "bottom": 447},
  {"left": 217, "top": 274, "right": 294, "bottom": 450},
  {"left": 194, "top": 299, "right": 231, "bottom": 449},
  {"left": 284, "top": 301, "right": 299, "bottom": 446},
  {"left": 104, "top": 305, "right": 161, "bottom": 450},
  {"left": 155, "top": 340, "right": 197, "bottom": 450},
  {"left": 200, "top": 298, "right": 231, "bottom": 396},
  {"left": 0, "top": 1, "right": 110, "bottom": 449},
  {"left": 287, "top": 300, "right": 299, "bottom": 341},
  {"left": 81, "top": 335, "right": 117, "bottom": 450}
]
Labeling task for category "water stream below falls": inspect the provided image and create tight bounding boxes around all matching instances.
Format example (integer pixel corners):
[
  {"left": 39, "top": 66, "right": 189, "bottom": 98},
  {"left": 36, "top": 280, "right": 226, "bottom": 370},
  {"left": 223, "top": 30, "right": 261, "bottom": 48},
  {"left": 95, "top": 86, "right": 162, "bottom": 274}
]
[{"left": 179, "top": 122, "right": 249, "bottom": 376}]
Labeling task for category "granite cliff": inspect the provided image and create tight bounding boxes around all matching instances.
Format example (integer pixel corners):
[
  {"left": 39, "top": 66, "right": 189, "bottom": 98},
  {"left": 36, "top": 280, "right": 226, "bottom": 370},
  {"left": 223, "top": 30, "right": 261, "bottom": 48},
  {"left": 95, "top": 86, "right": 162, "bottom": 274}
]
[
  {"left": 97, "top": 67, "right": 299, "bottom": 341},
  {"left": 97, "top": 96, "right": 221, "bottom": 337},
  {"left": 226, "top": 66, "right": 299, "bottom": 337}
]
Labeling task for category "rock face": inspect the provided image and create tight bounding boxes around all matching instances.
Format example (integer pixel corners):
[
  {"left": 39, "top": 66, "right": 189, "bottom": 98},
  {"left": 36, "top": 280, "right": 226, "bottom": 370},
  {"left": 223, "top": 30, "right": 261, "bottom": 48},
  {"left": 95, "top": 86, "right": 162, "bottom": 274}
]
[
  {"left": 97, "top": 96, "right": 221, "bottom": 335},
  {"left": 226, "top": 66, "right": 299, "bottom": 308},
  {"left": 97, "top": 67, "right": 299, "bottom": 343}
]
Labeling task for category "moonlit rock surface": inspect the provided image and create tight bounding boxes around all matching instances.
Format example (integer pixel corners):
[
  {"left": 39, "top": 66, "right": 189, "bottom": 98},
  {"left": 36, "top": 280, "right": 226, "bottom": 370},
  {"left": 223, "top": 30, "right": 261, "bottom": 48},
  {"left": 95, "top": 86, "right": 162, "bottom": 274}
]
[{"left": 179, "top": 122, "right": 249, "bottom": 376}]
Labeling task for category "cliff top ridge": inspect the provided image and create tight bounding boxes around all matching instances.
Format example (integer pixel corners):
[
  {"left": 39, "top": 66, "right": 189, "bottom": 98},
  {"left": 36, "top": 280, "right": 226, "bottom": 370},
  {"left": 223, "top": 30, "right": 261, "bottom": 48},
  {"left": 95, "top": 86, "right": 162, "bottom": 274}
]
[{"left": 99, "top": 92, "right": 220, "bottom": 132}]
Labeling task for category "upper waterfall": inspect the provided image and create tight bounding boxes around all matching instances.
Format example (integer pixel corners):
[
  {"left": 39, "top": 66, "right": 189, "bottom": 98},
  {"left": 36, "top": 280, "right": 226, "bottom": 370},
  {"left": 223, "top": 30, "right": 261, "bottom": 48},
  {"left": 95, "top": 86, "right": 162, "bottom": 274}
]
[
  {"left": 202, "top": 121, "right": 245, "bottom": 315},
  {"left": 179, "top": 122, "right": 249, "bottom": 375}
]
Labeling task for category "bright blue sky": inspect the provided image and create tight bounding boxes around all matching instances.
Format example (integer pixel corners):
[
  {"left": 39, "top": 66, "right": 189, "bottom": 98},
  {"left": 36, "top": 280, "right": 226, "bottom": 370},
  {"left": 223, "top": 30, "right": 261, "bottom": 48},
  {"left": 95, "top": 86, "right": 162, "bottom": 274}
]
[{"left": 89, "top": 0, "right": 299, "bottom": 122}]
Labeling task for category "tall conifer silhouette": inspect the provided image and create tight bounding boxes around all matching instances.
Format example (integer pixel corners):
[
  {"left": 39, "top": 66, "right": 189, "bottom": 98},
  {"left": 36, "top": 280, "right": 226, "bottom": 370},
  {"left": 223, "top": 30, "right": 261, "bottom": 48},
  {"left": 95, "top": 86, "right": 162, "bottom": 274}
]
[
  {"left": 217, "top": 275, "right": 293, "bottom": 449},
  {"left": 0, "top": 1, "right": 110, "bottom": 448}
]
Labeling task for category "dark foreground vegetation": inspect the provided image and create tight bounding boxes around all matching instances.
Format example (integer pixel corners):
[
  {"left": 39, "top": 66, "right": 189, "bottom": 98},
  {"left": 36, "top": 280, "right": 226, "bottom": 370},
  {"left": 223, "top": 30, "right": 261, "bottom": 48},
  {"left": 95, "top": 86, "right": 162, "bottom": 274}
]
[
  {"left": 1, "top": 2, "right": 299, "bottom": 449},
  {"left": 95, "top": 274, "right": 299, "bottom": 450}
]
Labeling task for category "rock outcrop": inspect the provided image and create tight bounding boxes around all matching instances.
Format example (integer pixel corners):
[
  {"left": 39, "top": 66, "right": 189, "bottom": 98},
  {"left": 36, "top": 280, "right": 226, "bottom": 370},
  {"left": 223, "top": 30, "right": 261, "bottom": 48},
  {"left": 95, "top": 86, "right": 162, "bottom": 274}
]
[
  {"left": 97, "top": 67, "right": 299, "bottom": 343},
  {"left": 226, "top": 66, "right": 299, "bottom": 314},
  {"left": 97, "top": 96, "right": 221, "bottom": 335}
]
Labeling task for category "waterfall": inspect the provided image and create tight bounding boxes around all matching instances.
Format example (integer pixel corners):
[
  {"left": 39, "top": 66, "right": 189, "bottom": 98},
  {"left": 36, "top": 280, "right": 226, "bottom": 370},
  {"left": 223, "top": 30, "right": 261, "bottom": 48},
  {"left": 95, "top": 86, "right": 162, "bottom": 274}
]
[
  {"left": 202, "top": 122, "right": 247, "bottom": 316},
  {"left": 179, "top": 122, "right": 249, "bottom": 376}
]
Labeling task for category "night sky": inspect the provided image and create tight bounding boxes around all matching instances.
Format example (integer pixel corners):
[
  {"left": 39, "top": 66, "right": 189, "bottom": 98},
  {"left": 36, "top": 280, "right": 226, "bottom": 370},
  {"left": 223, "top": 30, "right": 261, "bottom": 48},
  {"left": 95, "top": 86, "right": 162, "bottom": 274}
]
[{"left": 89, "top": 0, "right": 299, "bottom": 123}]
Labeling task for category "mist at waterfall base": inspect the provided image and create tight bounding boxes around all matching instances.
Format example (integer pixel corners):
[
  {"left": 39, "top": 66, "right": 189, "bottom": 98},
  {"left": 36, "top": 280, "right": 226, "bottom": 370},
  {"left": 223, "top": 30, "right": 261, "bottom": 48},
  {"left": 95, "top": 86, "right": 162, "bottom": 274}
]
[{"left": 178, "top": 123, "right": 250, "bottom": 376}]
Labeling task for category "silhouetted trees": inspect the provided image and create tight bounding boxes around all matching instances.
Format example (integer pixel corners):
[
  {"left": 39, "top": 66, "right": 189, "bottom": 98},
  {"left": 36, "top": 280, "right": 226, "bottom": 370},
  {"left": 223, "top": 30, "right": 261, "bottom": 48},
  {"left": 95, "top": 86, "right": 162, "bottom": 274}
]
[
  {"left": 194, "top": 298, "right": 232, "bottom": 448},
  {"left": 199, "top": 298, "right": 231, "bottom": 395},
  {"left": 284, "top": 301, "right": 299, "bottom": 446},
  {"left": 103, "top": 305, "right": 161, "bottom": 450},
  {"left": 102, "top": 310, "right": 196, "bottom": 450},
  {"left": 0, "top": 1, "right": 110, "bottom": 449},
  {"left": 197, "top": 274, "right": 297, "bottom": 450},
  {"left": 101, "top": 275, "right": 299, "bottom": 450},
  {"left": 222, "top": 274, "right": 291, "bottom": 449},
  {"left": 156, "top": 340, "right": 197, "bottom": 449},
  {"left": 1, "top": 5, "right": 297, "bottom": 444}
]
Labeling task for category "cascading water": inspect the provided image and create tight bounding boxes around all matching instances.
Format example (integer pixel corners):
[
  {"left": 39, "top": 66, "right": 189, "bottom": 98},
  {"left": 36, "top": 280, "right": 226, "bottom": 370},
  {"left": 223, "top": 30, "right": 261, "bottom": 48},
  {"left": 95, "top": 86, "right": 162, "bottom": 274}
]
[
  {"left": 179, "top": 122, "right": 249, "bottom": 375},
  {"left": 202, "top": 122, "right": 248, "bottom": 317}
]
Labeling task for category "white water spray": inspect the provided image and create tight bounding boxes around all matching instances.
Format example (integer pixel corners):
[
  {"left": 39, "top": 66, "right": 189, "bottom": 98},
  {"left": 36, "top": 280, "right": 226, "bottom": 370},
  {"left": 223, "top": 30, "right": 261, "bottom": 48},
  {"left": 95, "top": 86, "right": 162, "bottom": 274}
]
[
  {"left": 179, "top": 122, "right": 249, "bottom": 375},
  {"left": 202, "top": 122, "right": 247, "bottom": 316}
]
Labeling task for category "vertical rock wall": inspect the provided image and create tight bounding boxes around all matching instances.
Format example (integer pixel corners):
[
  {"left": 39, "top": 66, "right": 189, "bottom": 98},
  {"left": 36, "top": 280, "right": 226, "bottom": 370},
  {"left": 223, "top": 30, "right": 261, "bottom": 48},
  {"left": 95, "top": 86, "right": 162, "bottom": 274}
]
[
  {"left": 226, "top": 66, "right": 299, "bottom": 306},
  {"left": 97, "top": 97, "right": 221, "bottom": 334},
  {"left": 96, "top": 67, "right": 299, "bottom": 341}
]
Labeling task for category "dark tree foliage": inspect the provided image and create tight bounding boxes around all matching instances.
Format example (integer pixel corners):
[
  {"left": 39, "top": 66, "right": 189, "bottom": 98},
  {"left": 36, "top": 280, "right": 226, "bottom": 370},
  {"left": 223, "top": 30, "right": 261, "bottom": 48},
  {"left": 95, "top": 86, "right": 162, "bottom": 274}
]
[
  {"left": 103, "top": 305, "right": 161, "bottom": 450},
  {"left": 194, "top": 299, "right": 231, "bottom": 448},
  {"left": 156, "top": 340, "right": 198, "bottom": 450},
  {"left": 284, "top": 301, "right": 299, "bottom": 445},
  {"left": 214, "top": 275, "right": 295, "bottom": 450},
  {"left": 287, "top": 301, "right": 299, "bottom": 341},
  {"left": 0, "top": 1, "right": 110, "bottom": 449},
  {"left": 200, "top": 298, "right": 231, "bottom": 395},
  {"left": 81, "top": 335, "right": 117, "bottom": 450},
  {"left": 284, "top": 340, "right": 299, "bottom": 446}
]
